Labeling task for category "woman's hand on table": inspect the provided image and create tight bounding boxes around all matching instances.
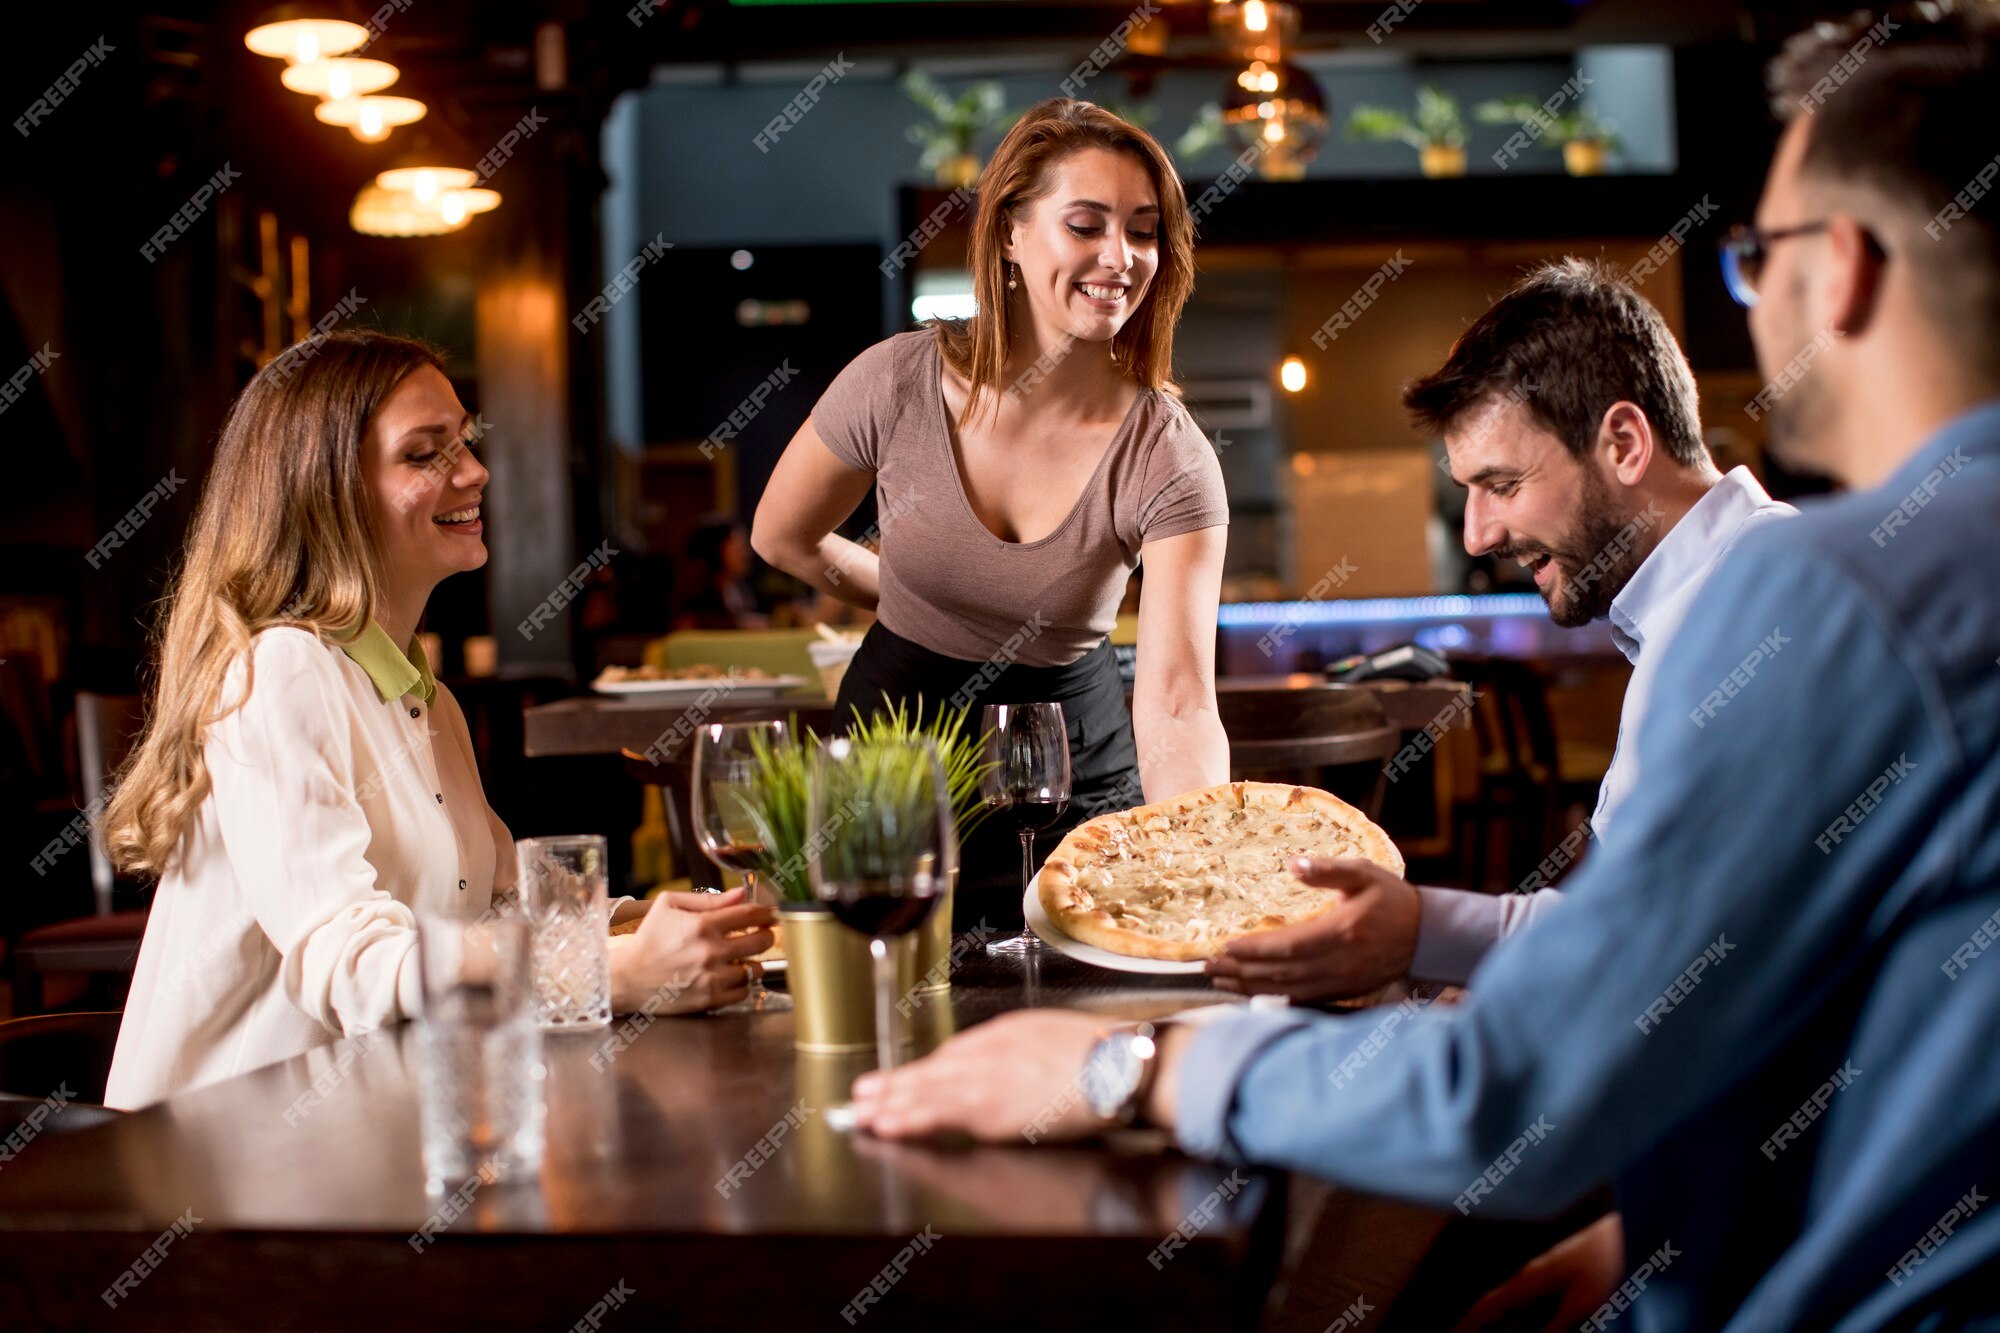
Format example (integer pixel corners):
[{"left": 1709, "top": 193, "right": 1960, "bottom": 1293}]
[
  {"left": 849, "top": 1010, "right": 1112, "bottom": 1143},
  {"left": 1204, "top": 857, "right": 1421, "bottom": 1003},
  {"left": 607, "top": 886, "right": 776, "bottom": 1016}
]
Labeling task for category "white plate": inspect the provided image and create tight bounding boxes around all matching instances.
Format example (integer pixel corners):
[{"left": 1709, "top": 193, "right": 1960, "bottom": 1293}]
[
  {"left": 1024, "top": 873, "right": 1208, "bottom": 975},
  {"left": 591, "top": 675, "right": 808, "bottom": 700}
]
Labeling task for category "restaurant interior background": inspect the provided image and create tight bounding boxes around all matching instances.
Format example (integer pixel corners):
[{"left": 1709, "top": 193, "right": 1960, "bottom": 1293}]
[{"left": 3, "top": 0, "right": 1849, "bottom": 1014}]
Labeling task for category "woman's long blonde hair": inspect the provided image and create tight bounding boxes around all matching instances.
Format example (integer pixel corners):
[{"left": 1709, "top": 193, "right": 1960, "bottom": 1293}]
[
  {"left": 104, "top": 330, "right": 446, "bottom": 877},
  {"left": 937, "top": 97, "right": 1196, "bottom": 427}
]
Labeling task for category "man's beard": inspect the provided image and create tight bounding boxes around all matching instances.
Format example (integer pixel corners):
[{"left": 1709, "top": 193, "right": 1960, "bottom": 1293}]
[
  {"left": 1760, "top": 275, "right": 1837, "bottom": 474},
  {"left": 1764, "top": 362, "right": 1834, "bottom": 475},
  {"left": 1497, "top": 467, "right": 1647, "bottom": 628}
]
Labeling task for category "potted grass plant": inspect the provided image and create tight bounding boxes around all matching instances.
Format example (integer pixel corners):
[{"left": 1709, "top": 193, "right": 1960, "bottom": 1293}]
[
  {"left": 1473, "top": 97, "right": 1620, "bottom": 176},
  {"left": 848, "top": 700, "right": 995, "bottom": 992},
  {"left": 1344, "top": 85, "right": 1469, "bottom": 178},
  {"left": 736, "top": 704, "right": 995, "bottom": 1050}
]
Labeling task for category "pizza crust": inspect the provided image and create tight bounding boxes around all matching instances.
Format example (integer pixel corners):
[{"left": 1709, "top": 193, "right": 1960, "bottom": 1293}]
[{"left": 1039, "top": 781, "right": 1405, "bottom": 961}]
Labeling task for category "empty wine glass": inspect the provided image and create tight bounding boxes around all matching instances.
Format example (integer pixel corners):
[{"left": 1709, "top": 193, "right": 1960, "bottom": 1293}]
[
  {"left": 981, "top": 703, "right": 1071, "bottom": 956},
  {"left": 691, "top": 719, "right": 791, "bottom": 1013}
]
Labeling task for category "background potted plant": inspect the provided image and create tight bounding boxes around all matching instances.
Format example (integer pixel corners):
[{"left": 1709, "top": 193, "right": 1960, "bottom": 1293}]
[
  {"left": 902, "top": 72, "right": 1012, "bottom": 188},
  {"left": 1473, "top": 96, "right": 1621, "bottom": 176},
  {"left": 1344, "top": 85, "right": 1469, "bottom": 178}
]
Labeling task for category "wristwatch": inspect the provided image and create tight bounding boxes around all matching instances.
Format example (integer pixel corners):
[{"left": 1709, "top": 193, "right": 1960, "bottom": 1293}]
[{"left": 1079, "top": 1022, "right": 1162, "bottom": 1127}]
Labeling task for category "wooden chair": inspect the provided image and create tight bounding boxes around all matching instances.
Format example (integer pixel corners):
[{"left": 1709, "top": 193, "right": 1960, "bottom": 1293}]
[
  {"left": 0, "top": 1010, "right": 126, "bottom": 1131},
  {"left": 1216, "top": 684, "right": 1402, "bottom": 820},
  {"left": 1447, "top": 657, "right": 1566, "bottom": 892},
  {"left": 13, "top": 694, "right": 149, "bottom": 1015}
]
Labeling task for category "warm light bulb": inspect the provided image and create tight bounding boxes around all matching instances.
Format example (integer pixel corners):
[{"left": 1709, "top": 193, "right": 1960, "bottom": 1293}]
[
  {"left": 359, "top": 102, "right": 383, "bottom": 137},
  {"left": 1245, "top": 0, "right": 1268, "bottom": 32},
  {"left": 297, "top": 31, "right": 320, "bottom": 64},
  {"left": 413, "top": 170, "right": 438, "bottom": 201},
  {"left": 1280, "top": 356, "right": 1307, "bottom": 393},
  {"left": 440, "top": 194, "right": 467, "bottom": 224},
  {"left": 327, "top": 64, "right": 351, "bottom": 99}
]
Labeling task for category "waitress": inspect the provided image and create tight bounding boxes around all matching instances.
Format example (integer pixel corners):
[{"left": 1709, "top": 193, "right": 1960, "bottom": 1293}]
[{"left": 752, "top": 98, "right": 1230, "bottom": 929}]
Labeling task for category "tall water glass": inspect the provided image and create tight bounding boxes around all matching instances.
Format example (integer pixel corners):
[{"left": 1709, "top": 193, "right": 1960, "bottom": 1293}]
[
  {"left": 414, "top": 911, "right": 545, "bottom": 1190},
  {"left": 518, "top": 835, "right": 613, "bottom": 1030}
]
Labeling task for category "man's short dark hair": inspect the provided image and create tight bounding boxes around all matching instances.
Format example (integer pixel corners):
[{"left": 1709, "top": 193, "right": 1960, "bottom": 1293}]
[
  {"left": 1767, "top": 6, "right": 2000, "bottom": 364},
  {"left": 1401, "top": 258, "right": 1708, "bottom": 468}
]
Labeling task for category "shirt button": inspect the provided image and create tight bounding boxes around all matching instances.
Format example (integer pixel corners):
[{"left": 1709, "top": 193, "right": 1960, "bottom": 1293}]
[
  {"left": 410, "top": 707, "right": 420, "bottom": 718},
  {"left": 436, "top": 793, "right": 444, "bottom": 803},
  {"left": 458, "top": 879, "right": 467, "bottom": 891}
]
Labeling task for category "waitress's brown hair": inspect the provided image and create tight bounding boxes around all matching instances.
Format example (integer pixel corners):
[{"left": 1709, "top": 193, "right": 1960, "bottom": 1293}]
[{"left": 936, "top": 97, "right": 1194, "bottom": 427}]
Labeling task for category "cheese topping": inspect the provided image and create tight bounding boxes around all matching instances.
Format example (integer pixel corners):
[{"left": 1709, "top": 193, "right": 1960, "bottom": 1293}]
[{"left": 1061, "top": 803, "right": 1367, "bottom": 944}]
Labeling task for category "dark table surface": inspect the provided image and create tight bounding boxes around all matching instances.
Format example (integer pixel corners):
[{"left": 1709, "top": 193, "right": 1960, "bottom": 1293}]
[
  {"left": 0, "top": 946, "right": 1472, "bottom": 1331},
  {"left": 522, "top": 677, "right": 1471, "bottom": 760}
]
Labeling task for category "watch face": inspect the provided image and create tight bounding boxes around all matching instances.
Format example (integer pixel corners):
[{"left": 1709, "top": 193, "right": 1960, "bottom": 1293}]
[{"left": 1081, "top": 1034, "right": 1143, "bottom": 1120}]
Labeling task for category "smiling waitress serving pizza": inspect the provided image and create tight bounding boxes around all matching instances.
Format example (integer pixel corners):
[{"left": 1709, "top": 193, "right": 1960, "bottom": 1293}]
[{"left": 752, "top": 98, "right": 1231, "bottom": 928}]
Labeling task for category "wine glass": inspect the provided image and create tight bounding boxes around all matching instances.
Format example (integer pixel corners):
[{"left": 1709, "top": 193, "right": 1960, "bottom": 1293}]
[
  {"left": 691, "top": 720, "right": 791, "bottom": 1013},
  {"left": 807, "top": 736, "right": 956, "bottom": 1072},
  {"left": 981, "top": 702, "right": 1072, "bottom": 956}
]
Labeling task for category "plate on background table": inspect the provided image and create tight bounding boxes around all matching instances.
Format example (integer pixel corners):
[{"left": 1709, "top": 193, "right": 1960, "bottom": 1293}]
[
  {"left": 1024, "top": 873, "right": 1209, "bottom": 976},
  {"left": 591, "top": 675, "right": 807, "bottom": 700}
]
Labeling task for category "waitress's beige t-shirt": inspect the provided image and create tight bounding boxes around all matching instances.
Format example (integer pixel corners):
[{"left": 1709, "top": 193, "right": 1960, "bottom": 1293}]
[{"left": 810, "top": 329, "right": 1229, "bottom": 667}]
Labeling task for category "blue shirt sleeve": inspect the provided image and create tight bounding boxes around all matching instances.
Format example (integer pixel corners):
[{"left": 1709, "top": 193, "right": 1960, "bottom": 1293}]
[{"left": 1174, "top": 540, "right": 1956, "bottom": 1216}]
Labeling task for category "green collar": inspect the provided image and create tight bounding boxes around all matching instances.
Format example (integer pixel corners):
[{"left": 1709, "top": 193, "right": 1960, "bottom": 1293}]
[{"left": 338, "top": 621, "right": 436, "bottom": 707}]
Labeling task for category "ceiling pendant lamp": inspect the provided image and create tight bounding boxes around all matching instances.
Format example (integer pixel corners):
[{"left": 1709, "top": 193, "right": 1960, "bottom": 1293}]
[
  {"left": 1210, "top": 0, "right": 1299, "bottom": 64},
  {"left": 244, "top": 8, "right": 368, "bottom": 64},
  {"left": 350, "top": 184, "right": 466, "bottom": 237},
  {"left": 1222, "top": 58, "right": 1328, "bottom": 180},
  {"left": 316, "top": 94, "right": 428, "bottom": 143},
  {"left": 280, "top": 56, "right": 400, "bottom": 100}
]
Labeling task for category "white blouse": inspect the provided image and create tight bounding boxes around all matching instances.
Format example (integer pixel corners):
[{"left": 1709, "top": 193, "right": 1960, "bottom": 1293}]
[{"left": 105, "top": 627, "right": 513, "bottom": 1109}]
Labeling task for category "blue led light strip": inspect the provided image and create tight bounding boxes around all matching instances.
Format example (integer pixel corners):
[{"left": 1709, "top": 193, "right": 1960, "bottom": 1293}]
[{"left": 1217, "top": 593, "right": 1548, "bottom": 627}]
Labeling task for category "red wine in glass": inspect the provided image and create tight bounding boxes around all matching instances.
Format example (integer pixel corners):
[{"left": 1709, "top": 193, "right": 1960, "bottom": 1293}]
[
  {"left": 704, "top": 841, "right": 766, "bottom": 876},
  {"left": 691, "top": 720, "right": 790, "bottom": 1013},
  {"left": 990, "top": 794, "right": 1068, "bottom": 837},
  {"left": 981, "top": 703, "right": 1072, "bottom": 956},
  {"left": 806, "top": 737, "right": 957, "bottom": 1074},
  {"left": 823, "top": 879, "right": 943, "bottom": 939}
]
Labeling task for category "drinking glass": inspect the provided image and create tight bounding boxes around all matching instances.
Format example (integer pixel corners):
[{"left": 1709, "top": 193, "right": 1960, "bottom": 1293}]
[
  {"left": 980, "top": 703, "right": 1072, "bottom": 956},
  {"left": 807, "top": 736, "right": 956, "bottom": 1072},
  {"left": 517, "top": 835, "right": 613, "bottom": 1030},
  {"left": 414, "top": 911, "right": 545, "bottom": 1190},
  {"left": 691, "top": 720, "right": 791, "bottom": 1013}
]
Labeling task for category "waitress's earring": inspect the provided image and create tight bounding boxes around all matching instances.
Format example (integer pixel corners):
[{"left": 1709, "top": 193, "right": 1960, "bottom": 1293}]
[{"left": 1007, "top": 262, "right": 1018, "bottom": 292}]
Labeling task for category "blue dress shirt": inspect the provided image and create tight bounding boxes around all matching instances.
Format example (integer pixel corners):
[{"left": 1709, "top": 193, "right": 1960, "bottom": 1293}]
[{"left": 1176, "top": 401, "right": 2000, "bottom": 1330}]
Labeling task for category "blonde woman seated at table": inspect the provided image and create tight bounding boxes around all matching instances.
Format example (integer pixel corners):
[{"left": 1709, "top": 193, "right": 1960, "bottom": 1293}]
[{"left": 101, "top": 331, "right": 772, "bottom": 1111}]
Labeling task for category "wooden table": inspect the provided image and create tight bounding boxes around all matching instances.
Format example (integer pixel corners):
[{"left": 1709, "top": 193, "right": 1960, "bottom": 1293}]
[
  {"left": 521, "top": 678, "right": 1471, "bottom": 760},
  {"left": 0, "top": 949, "right": 1422, "bottom": 1331}
]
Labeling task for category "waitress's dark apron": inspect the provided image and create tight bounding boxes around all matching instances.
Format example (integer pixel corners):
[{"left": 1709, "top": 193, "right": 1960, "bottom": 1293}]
[{"left": 834, "top": 620, "right": 1140, "bottom": 932}]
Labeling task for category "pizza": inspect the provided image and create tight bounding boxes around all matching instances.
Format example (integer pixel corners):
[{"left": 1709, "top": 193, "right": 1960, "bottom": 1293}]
[
  {"left": 596, "top": 663, "right": 775, "bottom": 684},
  {"left": 1038, "top": 781, "right": 1405, "bottom": 961}
]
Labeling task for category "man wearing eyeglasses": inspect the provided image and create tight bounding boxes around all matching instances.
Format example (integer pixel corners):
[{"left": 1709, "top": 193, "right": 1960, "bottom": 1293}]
[{"left": 854, "top": 9, "right": 2000, "bottom": 1330}]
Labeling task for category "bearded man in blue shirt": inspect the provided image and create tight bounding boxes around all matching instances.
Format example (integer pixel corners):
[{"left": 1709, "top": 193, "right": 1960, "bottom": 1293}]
[{"left": 851, "top": 9, "right": 2000, "bottom": 1330}]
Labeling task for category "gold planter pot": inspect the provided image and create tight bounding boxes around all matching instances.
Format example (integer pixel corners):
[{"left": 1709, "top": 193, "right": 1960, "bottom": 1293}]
[
  {"left": 1563, "top": 139, "right": 1609, "bottom": 177},
  {"left": 1419, "top": 144, "right": 1467, "bottom": 178},
  {"left": 909, "top": 870, "right": 956, "bottom": 994},
  {"left": 782, "top": 907, "right": 917, "bottom": 1053}
]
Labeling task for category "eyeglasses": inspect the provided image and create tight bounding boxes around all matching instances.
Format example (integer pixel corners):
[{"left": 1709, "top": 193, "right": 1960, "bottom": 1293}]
[{"left": 1718, "top": 221, "right": 1831, "bottom": 308}]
